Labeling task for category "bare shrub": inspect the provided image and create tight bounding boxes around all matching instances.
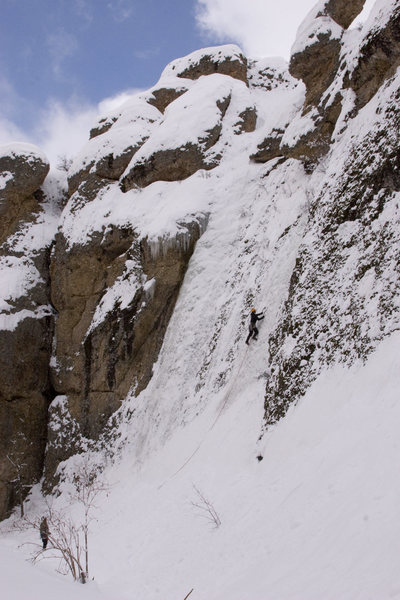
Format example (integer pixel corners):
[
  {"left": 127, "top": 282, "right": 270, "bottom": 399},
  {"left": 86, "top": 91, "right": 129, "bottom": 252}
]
[
  {"left": 191, "top": 484, "right": 221, "bottom": 529},
  {"left": 23, "top": 455, "right": 109, "bottom": 583}
]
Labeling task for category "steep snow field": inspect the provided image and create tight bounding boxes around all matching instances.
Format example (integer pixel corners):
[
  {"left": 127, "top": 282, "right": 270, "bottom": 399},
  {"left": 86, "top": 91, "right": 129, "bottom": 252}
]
[{"left": 2, "top": 331, "right": 400, "bottom": 600}]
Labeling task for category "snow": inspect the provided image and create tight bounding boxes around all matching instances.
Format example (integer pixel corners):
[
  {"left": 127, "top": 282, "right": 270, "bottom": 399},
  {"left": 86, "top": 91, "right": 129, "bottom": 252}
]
[
  {"left": 291, "top": 8, "right": 343, "bottom": 56},
  {"left": 1, "top": 2, "right": 400, "bottom": 598},
  {"left": 0, "top": 256, "right": 42, "bottom": 311},
  {"left": 0, "top": 171, "right": 13, "bottom": 190},
  {"left": 0, "top": 142, "right": 49, "bottom": 166},
  {"left": 69, "top": 96, "right": 161, "bottom": 180},
  {"left": 3, "top": 330, "right": 400, "bottom": 599},
  {"left": 126, "top": 74, "right": 236, "bottom": 160},
  {"left": 160, "top": 43, "right": 245, "bottom": 79},
  {"left": 88, "top": 258, "right": 143, "bottom": 334}
]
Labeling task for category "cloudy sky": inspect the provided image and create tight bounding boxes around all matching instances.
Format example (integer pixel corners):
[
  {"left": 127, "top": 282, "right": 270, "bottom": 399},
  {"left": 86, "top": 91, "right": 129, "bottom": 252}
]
[{"left": 0, "top": 0, "right": 374, "bottom": 164}]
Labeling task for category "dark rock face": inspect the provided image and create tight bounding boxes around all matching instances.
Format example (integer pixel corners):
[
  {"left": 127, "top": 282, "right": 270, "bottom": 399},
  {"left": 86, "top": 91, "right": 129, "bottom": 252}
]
[
  {"left": 234, "top": 107, "right": 257, "bottom": 134},
  {"left": 90, "top": 117, "right": 118, "bottom": 140},
  {"left": 264, "top": 80, "right": 400, "bottom": 426},
  {"left": 0, "top": 147, "right": 49, "bottom": 243},
  {"left": 347, "top": 6, "right": 400, "bottom": 109},
  {"left": 0, "top": 318, "right": 53, "bottom": 516},
  {"left": 0, "top": 146, "right": 54, "bottom": 520},
  {"left": 172, "top": 49, "right": 248, "bottom": 85},
  {"left": 321, "top": 0, "right": 365, "bottom": 29},
  {"left": 121, "top": 138, "right": 220, "bottom": 191},
  {"left": 147, "top": 87, "right": 188, "bottom": 113}
]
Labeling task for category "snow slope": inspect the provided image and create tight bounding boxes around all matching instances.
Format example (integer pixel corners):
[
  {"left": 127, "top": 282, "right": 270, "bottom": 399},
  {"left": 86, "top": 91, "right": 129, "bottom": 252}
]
[{"left": 3, "top": 331, "right": 399, "bottom": 600}]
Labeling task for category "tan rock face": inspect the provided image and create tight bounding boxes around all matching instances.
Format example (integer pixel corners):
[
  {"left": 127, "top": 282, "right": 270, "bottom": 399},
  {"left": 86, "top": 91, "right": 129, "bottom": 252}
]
[
  {"left": 0, "top": 146, "right": 53, "bottom": 520},
  {"left": 253, "top": 0, "right": 366, "bottom": 168},
  {"left": 289, "top": 35, "right": 341, "bottom": 108},
  {"left": 45, "top": 218, "right": 205, "bottom": 482}
]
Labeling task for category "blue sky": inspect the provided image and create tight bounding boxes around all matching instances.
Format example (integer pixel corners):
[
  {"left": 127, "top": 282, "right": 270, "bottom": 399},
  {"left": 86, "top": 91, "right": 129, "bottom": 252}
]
[
  {"left": 0, "top": 0, "right": 374, "bottom": 163},
  {"left": 1, "top": 0, "right": 207, "bottom": 131}
]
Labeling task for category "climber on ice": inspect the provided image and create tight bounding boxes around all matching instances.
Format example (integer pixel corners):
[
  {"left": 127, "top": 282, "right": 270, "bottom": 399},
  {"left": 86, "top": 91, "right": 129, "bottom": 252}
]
[{"left": 245, "top": 308, "right": 264, "bottom": 344}]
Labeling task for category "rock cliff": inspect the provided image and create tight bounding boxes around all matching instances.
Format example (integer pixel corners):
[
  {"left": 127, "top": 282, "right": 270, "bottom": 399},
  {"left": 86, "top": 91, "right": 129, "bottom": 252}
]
[
  {"left": 0, "top": 144, "right": 57, "bottom": 517},
  {"left": 1, "top": 0, "right": 399, "bottom": 521}
]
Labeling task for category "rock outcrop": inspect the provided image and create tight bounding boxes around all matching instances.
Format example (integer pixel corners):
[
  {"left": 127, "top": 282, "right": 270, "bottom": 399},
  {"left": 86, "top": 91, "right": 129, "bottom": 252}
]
[
  {"left": 162, "top": 44, "right": 248, "bottom": 85},
  {"left": 252, "top": 0, "right": 366, "bottom": 167},
  {"left": 264, "top": 51, "right": 400, "bottom": 426},
  {"left": 346, "top": 3, "right": 400, "bottom": 109},
  {"left": 0, "top": 144, "right": 55, "bottom": 519}
]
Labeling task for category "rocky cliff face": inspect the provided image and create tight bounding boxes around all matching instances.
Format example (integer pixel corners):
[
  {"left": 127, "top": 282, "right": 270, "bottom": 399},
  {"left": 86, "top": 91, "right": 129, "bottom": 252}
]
[
  {"left": 263, "top": 0, "right": 400, "bottom": 424},
  {"left": 43, "top": 44, "right": 254, "bottom": 486},
  {"left": 0, "top": 144, "right": 57, "bottom": 518},
  {"left": 1, "top": 0, "right": 399, "bottom": 519}
]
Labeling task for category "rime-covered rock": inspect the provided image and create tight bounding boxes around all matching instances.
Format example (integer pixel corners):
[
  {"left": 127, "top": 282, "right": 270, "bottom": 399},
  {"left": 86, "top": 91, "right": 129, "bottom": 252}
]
[{"left": 264, "top": 66, "right": 400, "bottom": 425}]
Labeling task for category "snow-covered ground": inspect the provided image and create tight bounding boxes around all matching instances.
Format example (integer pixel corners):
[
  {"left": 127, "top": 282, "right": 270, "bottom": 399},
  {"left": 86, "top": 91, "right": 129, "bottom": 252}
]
[{"left": 2, "top": 330, "right": 400, "bottom": 600}]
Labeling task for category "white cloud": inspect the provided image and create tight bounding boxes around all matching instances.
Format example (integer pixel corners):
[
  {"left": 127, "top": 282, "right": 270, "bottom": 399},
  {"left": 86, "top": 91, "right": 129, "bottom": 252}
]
[
  {"left": 0, "top": 117, "right": 27, "bottom": 146},
  {"left": 98, "top": 89, "right": 142, "bottom": 115},
  {"left": 46, "top": 29, "right": 79, "bottom": 77},
  {"left": 195, "top": 0, "right": 324, "bottom": 58},
  {"left": 74, "top": 0, "right": 94, "bottom": 24},
  {"left": 107, "top": 0, "right": 133, "bottom": 22},
  {"left": 0, "top": 87, "right": 143, "bottom": 169},
  {"left": 33, "top": 99, "right": 99, "bottom": 167}
]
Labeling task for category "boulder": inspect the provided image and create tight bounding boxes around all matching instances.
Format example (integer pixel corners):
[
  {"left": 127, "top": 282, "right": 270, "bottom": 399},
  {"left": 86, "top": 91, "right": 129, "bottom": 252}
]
[{"left": 121, "top": 77, "right": 233, "bottom": 190}]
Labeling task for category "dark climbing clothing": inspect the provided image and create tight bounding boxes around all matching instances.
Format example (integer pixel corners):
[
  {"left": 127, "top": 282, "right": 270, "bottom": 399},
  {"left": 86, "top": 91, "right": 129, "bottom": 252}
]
[
  {"left": 40, "top": 518, "right": 49, "bottom": 550},
  {"left": 246, "top": 311, "right": 264, "bottom": 344}
]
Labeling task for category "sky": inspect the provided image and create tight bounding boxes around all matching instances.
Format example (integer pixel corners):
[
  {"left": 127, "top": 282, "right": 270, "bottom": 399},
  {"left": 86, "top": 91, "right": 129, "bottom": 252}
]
[{"left": 0, "top": 0, "right": 375, "bottom": 165}]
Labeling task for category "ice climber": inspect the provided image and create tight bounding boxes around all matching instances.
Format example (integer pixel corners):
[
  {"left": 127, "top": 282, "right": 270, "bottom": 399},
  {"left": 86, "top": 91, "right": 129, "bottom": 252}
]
[
  {"left": 246, "top": 308, "right": 264, "bottom": 344},
  {"left": 40, "top": 516, "right": 49, "bottom": 549}
]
